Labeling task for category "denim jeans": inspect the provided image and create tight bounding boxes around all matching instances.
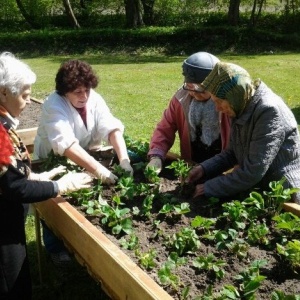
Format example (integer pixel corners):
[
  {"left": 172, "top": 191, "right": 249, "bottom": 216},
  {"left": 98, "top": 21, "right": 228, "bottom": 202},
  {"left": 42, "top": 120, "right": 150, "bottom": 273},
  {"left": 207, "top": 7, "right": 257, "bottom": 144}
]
[{"left": 40, "top": 220, "right": 67, "bottom": 254}]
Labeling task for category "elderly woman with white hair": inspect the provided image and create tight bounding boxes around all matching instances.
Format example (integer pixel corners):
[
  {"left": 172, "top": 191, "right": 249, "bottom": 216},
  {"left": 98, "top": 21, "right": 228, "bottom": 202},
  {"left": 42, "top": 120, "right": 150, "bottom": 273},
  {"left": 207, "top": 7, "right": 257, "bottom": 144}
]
[
  {"left": 187, "top": 62, "right": 300, "bottom": 204},
  {"left": 0, "top": 52, "right": 93, "bottom": 299}
]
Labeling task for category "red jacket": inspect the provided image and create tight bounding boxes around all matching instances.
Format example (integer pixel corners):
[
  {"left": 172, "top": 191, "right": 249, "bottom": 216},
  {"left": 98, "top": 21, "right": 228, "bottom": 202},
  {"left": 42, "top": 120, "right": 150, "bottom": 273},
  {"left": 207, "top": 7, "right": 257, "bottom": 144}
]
[{"left": 148, "top": 88, "right": 231, "bottom": 162}]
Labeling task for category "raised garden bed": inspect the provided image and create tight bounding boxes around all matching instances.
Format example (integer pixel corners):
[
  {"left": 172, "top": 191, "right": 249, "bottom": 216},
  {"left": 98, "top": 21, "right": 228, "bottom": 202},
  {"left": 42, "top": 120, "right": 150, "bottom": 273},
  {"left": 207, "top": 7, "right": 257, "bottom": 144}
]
[{"left": 19, "top": 127, "right": 300, "bottom": 299}]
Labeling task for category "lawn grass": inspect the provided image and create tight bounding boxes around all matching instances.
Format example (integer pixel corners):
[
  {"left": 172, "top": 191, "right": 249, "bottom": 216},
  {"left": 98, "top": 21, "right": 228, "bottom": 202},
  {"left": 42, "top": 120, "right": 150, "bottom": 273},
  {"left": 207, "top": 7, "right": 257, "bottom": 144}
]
[{"left": 24, "top": 52, "right": 300, "bottom": 299}]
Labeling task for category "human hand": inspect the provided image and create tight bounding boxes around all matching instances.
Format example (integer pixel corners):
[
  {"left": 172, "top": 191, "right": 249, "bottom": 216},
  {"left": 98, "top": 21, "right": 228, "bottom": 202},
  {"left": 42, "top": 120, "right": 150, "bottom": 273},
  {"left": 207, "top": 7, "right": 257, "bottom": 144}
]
[
  {"left": 56, "top": 172, "right": 93, "bottom": 195},
  {"left": 146, "top": 156, "right": 162, "bottom": 174},
  {"left": 193, "top": 184, "right": 205, "bottom": 198},
  {"left": 120, "top": 159, "right": 133, "bottom": 176},
  {"left": 93, "top": 162, "right": 118, "bottom": 185},
  {"left": 186, "top": 165, "right": 204, "bottom": 183},
  {"left": 29, "top": 166, "right": 66, "bottom": 181}
]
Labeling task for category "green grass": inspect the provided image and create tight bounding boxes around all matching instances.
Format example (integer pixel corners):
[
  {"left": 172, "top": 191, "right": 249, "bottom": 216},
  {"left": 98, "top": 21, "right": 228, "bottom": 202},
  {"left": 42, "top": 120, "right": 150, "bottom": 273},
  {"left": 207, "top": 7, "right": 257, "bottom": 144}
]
[{"left": 24, "top": 52, "right": 300, "bottom": 299}]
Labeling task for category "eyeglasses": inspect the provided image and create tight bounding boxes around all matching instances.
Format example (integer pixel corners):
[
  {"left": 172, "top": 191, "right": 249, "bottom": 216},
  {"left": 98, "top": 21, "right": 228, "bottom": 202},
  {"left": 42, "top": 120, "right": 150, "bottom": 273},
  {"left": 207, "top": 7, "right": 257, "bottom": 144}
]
[{"left": 182, "top": 82, "right": 205, "bottom": 93}]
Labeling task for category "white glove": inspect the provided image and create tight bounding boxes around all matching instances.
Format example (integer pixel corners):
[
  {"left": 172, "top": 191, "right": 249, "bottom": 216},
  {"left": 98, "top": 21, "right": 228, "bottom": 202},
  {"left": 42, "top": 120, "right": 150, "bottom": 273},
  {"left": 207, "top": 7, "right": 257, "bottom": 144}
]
[
  {"left": 92, "top": 162, "right": 118, "bottom": 185},
  {"left": 29, "top": 166, "right": 67, "bottom": 181},
  {"left": 146, "top": 156, "right": 162, "bottom": 174},
  {"left": 56, "top": 172, "right": 93, "bottom": 195},
  {"left": 120, "top": 159, "right": 133, "bottom": 176}
]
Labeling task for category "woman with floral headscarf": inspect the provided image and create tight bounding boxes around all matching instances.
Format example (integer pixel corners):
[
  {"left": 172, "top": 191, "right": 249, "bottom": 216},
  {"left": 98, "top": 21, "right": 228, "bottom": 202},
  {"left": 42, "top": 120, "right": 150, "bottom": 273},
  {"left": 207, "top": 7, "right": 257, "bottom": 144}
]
[{"left": 187, "top": 62, "right": 300, "bottom": 203}]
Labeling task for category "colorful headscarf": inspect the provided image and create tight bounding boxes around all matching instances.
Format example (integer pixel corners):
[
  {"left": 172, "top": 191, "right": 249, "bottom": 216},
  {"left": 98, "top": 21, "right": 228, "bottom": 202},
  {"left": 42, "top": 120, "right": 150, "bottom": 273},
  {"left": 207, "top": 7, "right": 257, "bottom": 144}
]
[{"left": 202, "top": 62, "right": 255, "bottom": 117}]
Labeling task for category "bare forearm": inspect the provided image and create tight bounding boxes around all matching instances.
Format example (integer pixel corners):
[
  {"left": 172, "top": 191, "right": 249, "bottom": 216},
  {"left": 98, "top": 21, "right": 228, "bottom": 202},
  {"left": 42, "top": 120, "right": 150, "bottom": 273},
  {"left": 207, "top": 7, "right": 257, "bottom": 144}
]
[
  {"left": 63, "top": 142, "right": 97, "bottom": 173},
  {"left": 108, "top": 130, "right": 129, "bottom": 162}
]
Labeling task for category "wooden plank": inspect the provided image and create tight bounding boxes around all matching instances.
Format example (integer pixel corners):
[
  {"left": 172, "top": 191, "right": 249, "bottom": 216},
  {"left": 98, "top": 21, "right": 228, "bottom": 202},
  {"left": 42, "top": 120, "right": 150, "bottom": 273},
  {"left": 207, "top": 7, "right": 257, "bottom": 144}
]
[
  {"left": 34, "top": 198, "right": 173, "bottom": 300},
  {"left": 17, "top": 127, "right": 37, "bottom": 148},
  {"left": 283, "top": 202, "right": 300, "bottom": 217}
]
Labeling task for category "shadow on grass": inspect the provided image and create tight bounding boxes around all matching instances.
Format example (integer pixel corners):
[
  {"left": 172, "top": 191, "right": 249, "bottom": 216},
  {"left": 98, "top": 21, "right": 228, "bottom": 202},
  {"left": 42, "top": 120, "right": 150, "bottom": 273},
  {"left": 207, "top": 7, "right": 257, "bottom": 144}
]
[{"left": 27, "top": 241, "right": 111, "bottom": 300}]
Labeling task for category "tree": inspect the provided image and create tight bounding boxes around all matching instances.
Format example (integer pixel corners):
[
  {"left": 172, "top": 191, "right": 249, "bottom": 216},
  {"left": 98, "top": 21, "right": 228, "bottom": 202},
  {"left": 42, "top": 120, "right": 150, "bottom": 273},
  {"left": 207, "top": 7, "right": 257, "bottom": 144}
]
[
  {"left": 62, "top": 0, "right": 80, "bottom": 28},
  {"left": 249, "top": 0, "right": 265, "bottom": 27},
  {"left": 124, "top": 0, "right": 144, "bottom": 28},
  {"left": 140, "top": 0, "right": 155, "bottom": 25},
  {"left": 228, "top": 0, "right": 241, "bottom": 26},
  {"left": 15, "top": 0, "right": 41, "bottom": 29}
]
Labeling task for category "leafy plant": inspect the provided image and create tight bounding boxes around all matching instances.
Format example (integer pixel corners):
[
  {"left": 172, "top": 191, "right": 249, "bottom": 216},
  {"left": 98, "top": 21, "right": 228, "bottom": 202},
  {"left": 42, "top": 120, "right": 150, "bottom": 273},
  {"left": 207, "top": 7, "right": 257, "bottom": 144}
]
[
  {"left": 193, "top": 253, "right": 226, "bottom": 279},
  {"left": 158, "top": 261, "right": 181, "bottom": 291},
  {"left": 144, "top": 165, "right": 160, "bottom": 184},
  {"left": 100, "top": 196, "right": 133, "bottom": 235},
  {"left": 166, "top": 159, "right": 191, "bottom": 185},
  {"left": 135, "top": 248, "right": 157, "bottom": 270},
  {"left": 273, "top": 212, "right": 300, "bottom": 238},
  {"left": 119, "top": 234, "right": 139, "bottom": 250},
  {"left": 191, "top": 215, "right": 216, "bottom": 235},
  {"left": 234, "top": 259, "right": 267, "bottom": 299},
  {"left": 263, "top": 178, "right": 299, "bottom": 214},
  {"left": 247, "top": 221, "right": 270, "bottom": 246},
  {"left": 277, "top": 239, "right": 300, "bottom": 272},
  {"left": 166, "top": 227, "right": 200, "bottom": 256},
  {"left": 159, "top": 202, "right": 190, "bottom": 217}
]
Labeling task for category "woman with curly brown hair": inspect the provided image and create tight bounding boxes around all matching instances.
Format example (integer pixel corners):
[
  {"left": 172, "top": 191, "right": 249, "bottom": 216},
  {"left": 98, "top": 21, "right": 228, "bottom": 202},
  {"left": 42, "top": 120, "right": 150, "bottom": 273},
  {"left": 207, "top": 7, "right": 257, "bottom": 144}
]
[{"left": 34, "top": 59, "right": 133, "bottom": 265}]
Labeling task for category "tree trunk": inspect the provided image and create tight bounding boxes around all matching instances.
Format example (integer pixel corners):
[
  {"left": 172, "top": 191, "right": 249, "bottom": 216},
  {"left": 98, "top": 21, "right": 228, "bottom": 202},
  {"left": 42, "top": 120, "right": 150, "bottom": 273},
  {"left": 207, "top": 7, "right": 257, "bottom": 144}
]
[
  {"left": 62, "top": 0, "right": 80, "bottom": 29},
  {"left": 15, "top": 0, "right": 41, "bottom": 29},
  {"left": 249, "top": 0, "right": 265, "bottom": 27},
  {"left": 124, "top": 0, "right": 144, "bottom": 28},
  {"left": 228, "top": 0, "right": 241, "bottom": 26},
  {"left": 140, "top": 0, "right": 155, "bottom": 25}
]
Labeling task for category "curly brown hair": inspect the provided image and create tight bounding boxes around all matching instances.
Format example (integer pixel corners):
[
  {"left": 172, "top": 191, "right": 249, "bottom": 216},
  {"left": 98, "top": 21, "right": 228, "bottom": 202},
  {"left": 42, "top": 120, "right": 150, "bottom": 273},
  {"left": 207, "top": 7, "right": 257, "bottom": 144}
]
[{"left": 55, "top": 59, "right": 99, "bottom": 95}]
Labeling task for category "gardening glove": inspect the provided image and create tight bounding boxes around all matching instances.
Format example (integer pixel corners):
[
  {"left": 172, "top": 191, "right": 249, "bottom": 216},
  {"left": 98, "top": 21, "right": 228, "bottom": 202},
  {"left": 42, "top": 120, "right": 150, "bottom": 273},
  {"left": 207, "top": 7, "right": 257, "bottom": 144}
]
[
  {"left": 29, "top": 166, "right": 67, "bottom": 181},
  {"left": 56, "top": 172, "right": 93, "bottom": 195},
  {"left": 119, "top": 158, "right": 133, "bottom": 176},
  {"left": 92, "top": 162, "right": 118, "bottom": 185},
  {"left": 146, "top": 156, "right": 162, "bottom": 174}
]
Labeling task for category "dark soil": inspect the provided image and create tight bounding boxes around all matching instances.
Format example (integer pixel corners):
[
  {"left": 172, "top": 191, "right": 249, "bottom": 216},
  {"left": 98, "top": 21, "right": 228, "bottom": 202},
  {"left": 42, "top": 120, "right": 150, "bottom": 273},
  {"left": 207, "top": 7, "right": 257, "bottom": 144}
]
[{"left": 21, "top": 100, "right": 300, "bottom": 299}]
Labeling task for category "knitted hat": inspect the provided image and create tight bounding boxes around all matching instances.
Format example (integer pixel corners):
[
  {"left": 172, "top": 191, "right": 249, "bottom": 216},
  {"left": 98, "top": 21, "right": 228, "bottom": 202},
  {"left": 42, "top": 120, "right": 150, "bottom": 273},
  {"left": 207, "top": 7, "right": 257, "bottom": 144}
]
[
  {"left": 202, "top": 62, "right": 254, "bottom": 116},
  {"left": 182, "top": 52, "right": 219, "bottom": 83}
]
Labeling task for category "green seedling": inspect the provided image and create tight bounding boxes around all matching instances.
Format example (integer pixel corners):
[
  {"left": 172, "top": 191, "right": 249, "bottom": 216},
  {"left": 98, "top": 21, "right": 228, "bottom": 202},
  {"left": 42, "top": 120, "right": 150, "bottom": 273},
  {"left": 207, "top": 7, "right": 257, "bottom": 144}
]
[
  {"left": 191, "top": 215, "right": 216, "bottom": 235},
  {"left": 159, "top": 202, "right": 190, "bottom": 217},
  {"left": 135, "top": 248, "right": 157, "bottom": 270},
  {"left": 166, "top": 227, "right": 200, "bottom": 256},
  {"left": 144, "top": 165, "right": 160, "bottom": 184},
  {"left": 234, "top": 259, "right": 267, "bottom": 299},
  {"left": 100, "top": 196, "right": 132, "bottom": 235},
  {"left": 247, "top": 221, "right": 270, "bottom": 246},
  {"left": 273, "top": 212, "right": 300, "bottom": 237},
  {"left": 263, "top": 178, "right": 299, "bottom": 214},
  {"left": 158, "top": 262, "right": 181, "bottom": 291},
  {"left": 119, "top": 234, "right": 139, "bottom": 250},
  {"left": 193, "top": 253, "right": 226, "bottom": 279},
  {"left": 277, "top": 239, "right": 300, "bottom": 273},
  {"left": 166, "top": 159, "right": 191, "bottom": 185}
]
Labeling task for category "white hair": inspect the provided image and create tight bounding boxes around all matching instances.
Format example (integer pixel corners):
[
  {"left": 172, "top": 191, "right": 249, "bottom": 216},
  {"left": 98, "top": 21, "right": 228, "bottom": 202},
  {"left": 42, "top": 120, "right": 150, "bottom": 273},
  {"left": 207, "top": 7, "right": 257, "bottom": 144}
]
[{"left": 0, "top": 52, "right": 36, "bottom": 96}]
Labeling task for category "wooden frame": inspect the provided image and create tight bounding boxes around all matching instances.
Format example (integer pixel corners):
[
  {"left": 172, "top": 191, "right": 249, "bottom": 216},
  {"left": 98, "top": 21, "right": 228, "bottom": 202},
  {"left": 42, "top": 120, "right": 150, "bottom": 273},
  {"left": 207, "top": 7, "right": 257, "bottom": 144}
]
[{"left": 19, "top": 127, "right": 300, "bottom": 300}]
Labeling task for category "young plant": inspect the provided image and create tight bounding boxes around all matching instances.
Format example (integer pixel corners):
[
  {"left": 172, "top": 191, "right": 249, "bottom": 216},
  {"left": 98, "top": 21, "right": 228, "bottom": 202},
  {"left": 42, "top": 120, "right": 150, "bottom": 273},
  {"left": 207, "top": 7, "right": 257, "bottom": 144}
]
[
  {"left": 166, "top": 226, "right": 200, "bottom": 256},
  {"left": 144, "top": 165, "right": 160, "bottom": 184},
  {"left": 166, "top": 159, "right": 191, "bottom": 185},
  {"left": 193, "top": 253, "right": 226, "bottom": 279},
  {"left": 247, "top": 221, "right": 270, "bottom": 246},
  {"left": 135, "top": 248, "right": 157, "bottom": 270},
  {"left": 191, "top": 215, "right": 216, "bottom": 235},
  {"left": 100, "top": 195, "right": 133, "bottom": 235},
  {"left": 158, "top": 261, "right": 181, "bottom": 291},
  {"left": 119, "top": 234, "right": 139, "bottom": 250},
  {"left": 263, "top": 178, "right": 299, "bottom": 214},
  {"left": 159, "top": 202, "right": 190, "bottom": 218},
  {"left": 277, "top": 239, "right": 300, "bottom": 273},
  {"left": 234, "top": 259, "right": 267, "bottom": 299},
  {"left": 273, "top": 212, "right": 300, "bottom": 238}
]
